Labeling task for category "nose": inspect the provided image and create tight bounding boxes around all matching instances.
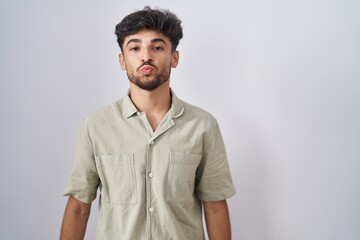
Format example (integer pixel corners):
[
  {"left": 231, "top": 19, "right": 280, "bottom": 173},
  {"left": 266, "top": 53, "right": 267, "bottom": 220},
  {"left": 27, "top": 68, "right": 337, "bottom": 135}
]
[{"left": 141, "top": 49, "right": 153, "bottom": 62}]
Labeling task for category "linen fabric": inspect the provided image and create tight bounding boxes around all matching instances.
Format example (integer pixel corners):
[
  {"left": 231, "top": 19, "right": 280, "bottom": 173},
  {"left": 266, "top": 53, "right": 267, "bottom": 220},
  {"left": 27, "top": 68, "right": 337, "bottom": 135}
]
[{"left": 63, "top": 90, "right": 235, "bottom": 240}]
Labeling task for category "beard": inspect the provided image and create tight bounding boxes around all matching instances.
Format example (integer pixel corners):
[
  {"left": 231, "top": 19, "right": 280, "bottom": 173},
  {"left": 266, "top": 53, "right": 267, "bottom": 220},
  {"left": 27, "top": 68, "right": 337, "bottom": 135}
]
[{"left": 127, "top": 62, "right": 171, "bottom": 91}]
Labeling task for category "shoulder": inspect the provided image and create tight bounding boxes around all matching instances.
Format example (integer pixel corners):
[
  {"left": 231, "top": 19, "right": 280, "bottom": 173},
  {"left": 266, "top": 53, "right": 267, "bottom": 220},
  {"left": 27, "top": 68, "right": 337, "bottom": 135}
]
[
  {"left": 81, "top": 98, "right": 123, "bottom": 127},
  {"left": 182, "top": 101, "right": 213, "bottom": 116},
  {"left": 179, "top": 99, "right": 219, "bottom": 128}
]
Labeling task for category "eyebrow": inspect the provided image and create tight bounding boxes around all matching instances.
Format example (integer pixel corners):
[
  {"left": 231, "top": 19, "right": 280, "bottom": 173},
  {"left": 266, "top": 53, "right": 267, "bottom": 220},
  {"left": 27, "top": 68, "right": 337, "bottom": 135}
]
[
  {"left": 151, "top": 38, "right": 167, "bottom": 45},
  {"left": 126, "top": 38, "right": 167, "bottom": 46}
]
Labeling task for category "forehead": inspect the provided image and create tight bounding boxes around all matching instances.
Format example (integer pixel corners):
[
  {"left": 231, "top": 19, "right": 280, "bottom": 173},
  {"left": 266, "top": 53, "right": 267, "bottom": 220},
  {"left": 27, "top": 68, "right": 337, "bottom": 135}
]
[{"left": 124, "top": 29, "right": 171, "bottom": 46}]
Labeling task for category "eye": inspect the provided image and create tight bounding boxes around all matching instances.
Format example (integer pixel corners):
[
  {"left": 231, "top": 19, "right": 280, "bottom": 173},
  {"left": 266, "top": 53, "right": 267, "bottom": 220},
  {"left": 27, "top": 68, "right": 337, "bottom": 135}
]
[
  {"left": 130, "top": 47, "right": 140, "bottom": 52},
  {"left": 153, "top": 46, "right": 164, "bottom": 51}
]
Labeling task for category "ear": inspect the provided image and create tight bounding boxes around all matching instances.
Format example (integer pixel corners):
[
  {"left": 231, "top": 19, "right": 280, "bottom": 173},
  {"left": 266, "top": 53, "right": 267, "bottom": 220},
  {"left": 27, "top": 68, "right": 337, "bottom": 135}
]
[
  {"left": 119, "top": 53, "right": 126, "bottom": 70},
  {"left": 171, "top": 50, "right": 179, "bottom": 68}
]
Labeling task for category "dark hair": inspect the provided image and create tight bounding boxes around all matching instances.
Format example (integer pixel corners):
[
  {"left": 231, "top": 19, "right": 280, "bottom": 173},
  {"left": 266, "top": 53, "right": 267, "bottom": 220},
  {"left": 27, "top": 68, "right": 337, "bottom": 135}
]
[{"left": 115, "top": 6, "right": 183, "bottom": 52}]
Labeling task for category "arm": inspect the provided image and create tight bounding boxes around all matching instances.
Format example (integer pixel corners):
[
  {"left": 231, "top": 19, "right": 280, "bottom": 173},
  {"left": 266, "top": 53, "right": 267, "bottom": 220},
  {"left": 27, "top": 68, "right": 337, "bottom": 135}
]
[
  {"left": 60, "top": 195, "right": 91, "bottom": 240},
  {"left": 203, "top": 199, "right": 231, "bottom": 240}
]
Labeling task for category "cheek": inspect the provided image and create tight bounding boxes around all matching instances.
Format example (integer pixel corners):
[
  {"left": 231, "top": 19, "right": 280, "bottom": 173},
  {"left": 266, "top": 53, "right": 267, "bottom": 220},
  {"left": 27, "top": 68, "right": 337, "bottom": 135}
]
[
  {"left": 121, "top": 55, "right": 138, "bottom": 70},
  {"left": 122, "top": 61, "right": 136, "bottom": 72}
]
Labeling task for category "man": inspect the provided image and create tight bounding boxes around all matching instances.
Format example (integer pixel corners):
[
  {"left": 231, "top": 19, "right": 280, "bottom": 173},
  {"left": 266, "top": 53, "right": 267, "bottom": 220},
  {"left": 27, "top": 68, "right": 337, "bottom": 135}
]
[{"left": 61, "top": 6, "right": 235, "bottom": 240}]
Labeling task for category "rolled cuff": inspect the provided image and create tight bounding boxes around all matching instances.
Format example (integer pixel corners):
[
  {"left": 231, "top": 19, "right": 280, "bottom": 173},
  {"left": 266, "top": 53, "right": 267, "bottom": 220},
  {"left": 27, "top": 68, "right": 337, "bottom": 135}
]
[{"left": 62, "top": 182, "right": 97, "bottom": 204}]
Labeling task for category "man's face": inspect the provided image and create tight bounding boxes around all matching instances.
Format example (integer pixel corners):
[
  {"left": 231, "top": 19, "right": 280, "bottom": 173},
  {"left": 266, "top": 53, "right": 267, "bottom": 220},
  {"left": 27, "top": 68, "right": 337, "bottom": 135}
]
[{"left": 119, "top": 29, "right": 179, "bottom": 91}]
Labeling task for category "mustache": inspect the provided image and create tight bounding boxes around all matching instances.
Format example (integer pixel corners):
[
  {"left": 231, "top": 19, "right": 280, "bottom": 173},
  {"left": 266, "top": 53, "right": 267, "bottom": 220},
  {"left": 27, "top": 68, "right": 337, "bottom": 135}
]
[{"left": 137, "top": 61, "right": 157, "bottom": 71}]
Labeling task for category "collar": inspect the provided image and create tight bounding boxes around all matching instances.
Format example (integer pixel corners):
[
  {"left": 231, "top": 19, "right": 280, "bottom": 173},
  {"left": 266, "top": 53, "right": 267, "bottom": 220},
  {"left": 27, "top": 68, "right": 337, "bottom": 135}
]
[
  {"left": 122, "top": 89, "right": 184, "bottom": 119},
  {"left": 170, "top": 90, "right": 185, "bottom": 118},
  {"left": 122, "top": 92, "right": 138, "bottom": 118}
]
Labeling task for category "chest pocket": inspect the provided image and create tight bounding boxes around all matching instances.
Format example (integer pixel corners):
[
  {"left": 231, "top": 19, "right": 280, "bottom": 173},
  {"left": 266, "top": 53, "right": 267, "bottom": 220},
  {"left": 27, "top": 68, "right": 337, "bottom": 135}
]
[
  {"left": 166, "top": 151, "right": 202, "bottom": 204},
  {"left": 95, "top": 154, "right": 137, "bottom": 205}
]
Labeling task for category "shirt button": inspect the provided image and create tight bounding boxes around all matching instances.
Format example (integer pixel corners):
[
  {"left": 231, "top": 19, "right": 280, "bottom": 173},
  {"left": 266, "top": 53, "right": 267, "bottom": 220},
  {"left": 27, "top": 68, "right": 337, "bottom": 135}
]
[
  {"left": 149, "top": 172, "right": 154, "bottom": 178},
  {"left": 150, "top": 141, "right": 154, "bottom": 145},
  {"left": 149, "top": 208, "right": 154, "bottom": 212}
]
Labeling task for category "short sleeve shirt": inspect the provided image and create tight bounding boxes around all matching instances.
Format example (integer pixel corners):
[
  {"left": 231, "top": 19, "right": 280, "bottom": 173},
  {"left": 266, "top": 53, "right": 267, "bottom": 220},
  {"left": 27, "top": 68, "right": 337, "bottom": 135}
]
[{"left": 63, "top": 91, "right": 235, "bottom": 240}]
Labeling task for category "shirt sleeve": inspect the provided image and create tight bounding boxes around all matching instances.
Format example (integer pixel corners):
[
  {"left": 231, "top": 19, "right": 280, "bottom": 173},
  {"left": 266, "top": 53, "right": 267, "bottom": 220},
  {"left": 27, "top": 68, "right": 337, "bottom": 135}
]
[
  {"left": 195, "top": 120, "right": 236, "bottom": 201},
  {"left": 62, "top": 119, "right": 99, "bottom": 203}
]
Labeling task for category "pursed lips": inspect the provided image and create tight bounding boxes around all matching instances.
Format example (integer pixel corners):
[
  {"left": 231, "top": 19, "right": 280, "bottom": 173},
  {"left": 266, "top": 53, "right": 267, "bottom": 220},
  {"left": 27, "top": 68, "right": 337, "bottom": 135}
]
[{"left": 138, "top": 63, "right": 157, "bottom": 74}]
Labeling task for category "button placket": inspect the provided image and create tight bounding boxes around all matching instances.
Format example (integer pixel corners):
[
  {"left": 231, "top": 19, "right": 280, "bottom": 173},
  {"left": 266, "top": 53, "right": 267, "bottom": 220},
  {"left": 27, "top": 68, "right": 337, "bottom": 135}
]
[
  {"left": 148, "top": 141, "right": 154, "bottom": 179},
  {"left": 145, "top": 138, "right": 154, "bottom": 237}
]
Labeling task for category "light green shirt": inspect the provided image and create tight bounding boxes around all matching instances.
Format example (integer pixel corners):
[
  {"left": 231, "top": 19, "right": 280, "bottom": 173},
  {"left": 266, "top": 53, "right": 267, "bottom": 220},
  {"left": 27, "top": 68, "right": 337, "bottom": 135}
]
[{"left": 63, "top": 91, "right": 235, "bottom": 240}]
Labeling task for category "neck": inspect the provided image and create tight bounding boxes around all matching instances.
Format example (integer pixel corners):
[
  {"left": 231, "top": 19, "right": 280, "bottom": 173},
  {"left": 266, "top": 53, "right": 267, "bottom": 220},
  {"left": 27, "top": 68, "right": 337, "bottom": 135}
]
[
  {"left": 129, "top": 82, "right": 171, "bottom": 113},
  {"left": 129, "top": 82, "right": 171, "bottom": 131}
]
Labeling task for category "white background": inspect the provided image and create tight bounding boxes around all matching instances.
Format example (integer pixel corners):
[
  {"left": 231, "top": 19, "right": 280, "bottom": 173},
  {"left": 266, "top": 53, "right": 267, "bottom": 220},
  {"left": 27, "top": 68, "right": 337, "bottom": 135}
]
[{"left": 0, "top": 0, "right": 359, "bottom": 239}]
